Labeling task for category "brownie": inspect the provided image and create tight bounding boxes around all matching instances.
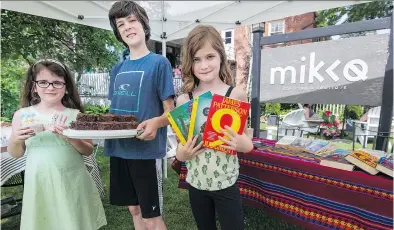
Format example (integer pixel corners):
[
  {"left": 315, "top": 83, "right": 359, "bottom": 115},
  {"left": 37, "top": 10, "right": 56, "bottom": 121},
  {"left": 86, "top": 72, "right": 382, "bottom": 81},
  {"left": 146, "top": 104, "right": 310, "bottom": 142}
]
[
  {"left": 70, "top": 121, "right": 77, "bottom": 129},
  {"left": 70, "top": 121, "right": 98, "bottom": 130},
  {"left": 76, "top": 122, "right": 90, "bottom": 130},
  {"left": 97, "top": 122, "right": 115, "bottom": 130},
  {"left": 97, "top": 114, "right": 117, "bottom": 122},
  {"left": 116, "top": 115, "right": 137, "bottom": 122},
  {"left": 88, "top": 122, "right": 99, "bottom": 130},
  {"left": 120, "top": 121, "right": 139, "bottom": 129},
  {"left": 71, "top": 114, "right": 139, "bottom": 131},
  {"left": 76, "top": 113, "right": 98, "bottom": 122},
  {"left": 113, "top": 123, "right": 123, "bottom": 130},
  {"left": 1, "top": 122, "right": 11, "bottom": 127},
  {"left": 130, "top": 121, "right": 139, "bottom": 129}
]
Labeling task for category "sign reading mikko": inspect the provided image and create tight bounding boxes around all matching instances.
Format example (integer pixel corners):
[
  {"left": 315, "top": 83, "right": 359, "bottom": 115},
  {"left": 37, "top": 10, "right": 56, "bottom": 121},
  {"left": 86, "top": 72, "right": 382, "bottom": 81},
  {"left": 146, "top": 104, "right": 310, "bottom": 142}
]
[{"left": 260, "top": 34, "right": 389, "bottom": 105}]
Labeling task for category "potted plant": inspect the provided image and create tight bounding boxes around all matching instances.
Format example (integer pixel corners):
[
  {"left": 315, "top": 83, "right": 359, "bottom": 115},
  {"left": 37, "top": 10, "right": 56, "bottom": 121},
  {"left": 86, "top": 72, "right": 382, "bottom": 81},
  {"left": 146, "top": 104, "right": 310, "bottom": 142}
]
[{"left": 321, "top": 110, "right": 340, "bottom": 139}]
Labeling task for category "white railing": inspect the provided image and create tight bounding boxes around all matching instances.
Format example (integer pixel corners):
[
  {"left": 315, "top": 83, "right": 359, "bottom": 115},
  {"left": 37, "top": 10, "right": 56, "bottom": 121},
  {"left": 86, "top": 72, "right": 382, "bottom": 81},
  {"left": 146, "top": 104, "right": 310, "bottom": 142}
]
[
  {"left": 77, "top": 72, "right": 110, "bottom": 97},
  {"left": 76, "top": 72, "right": 184, "bottom": 105},
  {"left": 314, "top": 104, "right": 356, "bottom": 117},
  {"left": 173, "top": 77, "right": 183, "bottom": 95}
]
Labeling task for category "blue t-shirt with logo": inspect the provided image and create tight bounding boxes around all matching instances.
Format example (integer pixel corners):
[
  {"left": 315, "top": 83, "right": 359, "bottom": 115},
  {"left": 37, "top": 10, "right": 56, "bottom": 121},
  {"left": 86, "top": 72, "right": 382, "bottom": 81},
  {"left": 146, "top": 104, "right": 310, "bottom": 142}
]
[{"left": 104, "top": 52, "right": 175, "bottom": 159}]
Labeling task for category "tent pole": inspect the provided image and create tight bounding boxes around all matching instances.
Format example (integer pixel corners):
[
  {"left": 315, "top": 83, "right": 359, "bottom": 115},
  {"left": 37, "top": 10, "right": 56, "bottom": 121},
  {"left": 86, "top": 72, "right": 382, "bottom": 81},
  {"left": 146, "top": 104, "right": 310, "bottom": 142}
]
[
  {"left": 161, "top": 0, "right": 166, "bottom": 58},
  {"left": 251, "top": 23, "right": 265, "bottom": 138},
  {"left": 162, "top": 39, "right": 166, "bottom": 57},
  {"left": 376, "top": 12, "right": 393, "bottom": 151}
]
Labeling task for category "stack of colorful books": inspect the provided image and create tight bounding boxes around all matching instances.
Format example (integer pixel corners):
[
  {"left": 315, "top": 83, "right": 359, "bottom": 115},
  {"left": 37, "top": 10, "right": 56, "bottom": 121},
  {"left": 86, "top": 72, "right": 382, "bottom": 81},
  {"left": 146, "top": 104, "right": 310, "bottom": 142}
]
[{"left": 167, "top": 91, "right": 251, "bottom": 155}]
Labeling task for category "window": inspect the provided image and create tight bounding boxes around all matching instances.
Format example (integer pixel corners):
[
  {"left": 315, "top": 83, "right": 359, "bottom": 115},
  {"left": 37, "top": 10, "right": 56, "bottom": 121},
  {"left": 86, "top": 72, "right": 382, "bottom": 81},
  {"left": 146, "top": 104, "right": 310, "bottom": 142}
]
[
  {"left": 269, "top": 20, "right": 285, "bottom": 36},
  {"left": 225, "top": 31, "right": 232, "bottom": 44}
]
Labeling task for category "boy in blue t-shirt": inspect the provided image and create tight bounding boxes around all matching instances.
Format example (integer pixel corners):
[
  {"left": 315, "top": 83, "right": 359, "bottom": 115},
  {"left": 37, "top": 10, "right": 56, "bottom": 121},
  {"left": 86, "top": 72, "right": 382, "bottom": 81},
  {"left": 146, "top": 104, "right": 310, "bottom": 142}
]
[{"left": 107, "top": 1, "right": 175, "bottom": 229}]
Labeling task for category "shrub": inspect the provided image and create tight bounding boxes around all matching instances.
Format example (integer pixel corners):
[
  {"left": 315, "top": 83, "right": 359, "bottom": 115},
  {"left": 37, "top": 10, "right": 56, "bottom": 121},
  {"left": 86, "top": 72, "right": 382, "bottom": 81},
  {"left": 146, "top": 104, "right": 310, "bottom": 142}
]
[
  {"left": 345, "top": 105, "right": 363, "bottom": 120},
  {"left": 84, "top": 104, "right": 109, "bottom": 114},
  {"left": 265, "top": 103, "right": 281, "bottom": 115}
]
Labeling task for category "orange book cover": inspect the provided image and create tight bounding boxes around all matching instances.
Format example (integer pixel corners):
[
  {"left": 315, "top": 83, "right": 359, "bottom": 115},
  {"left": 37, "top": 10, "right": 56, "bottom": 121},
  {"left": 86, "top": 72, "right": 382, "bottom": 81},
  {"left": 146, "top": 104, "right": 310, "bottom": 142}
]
[{"left": 202, "top": 94, "right": 250, "bottom": 155}]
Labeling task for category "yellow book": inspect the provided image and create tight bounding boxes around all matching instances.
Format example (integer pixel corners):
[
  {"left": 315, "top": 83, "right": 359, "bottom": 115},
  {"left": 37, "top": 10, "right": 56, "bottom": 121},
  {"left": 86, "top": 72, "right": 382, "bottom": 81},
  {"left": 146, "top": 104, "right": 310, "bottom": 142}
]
[
  {"left": 188, "top": 96, "right": 199, "bottom": 140},
  {"left": 166, "top": 98, "right": 194, "bottom": 145},
  {"left": 167, "top": 112, "right": 187, "bottom": 145}
]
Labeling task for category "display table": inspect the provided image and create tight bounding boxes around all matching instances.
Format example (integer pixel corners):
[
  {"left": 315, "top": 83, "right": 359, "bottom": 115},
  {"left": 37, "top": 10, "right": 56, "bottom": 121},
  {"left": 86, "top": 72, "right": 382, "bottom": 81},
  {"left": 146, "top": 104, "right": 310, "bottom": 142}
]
[{"left": 179, "top": 138, "right": 393, "bottom": 230}]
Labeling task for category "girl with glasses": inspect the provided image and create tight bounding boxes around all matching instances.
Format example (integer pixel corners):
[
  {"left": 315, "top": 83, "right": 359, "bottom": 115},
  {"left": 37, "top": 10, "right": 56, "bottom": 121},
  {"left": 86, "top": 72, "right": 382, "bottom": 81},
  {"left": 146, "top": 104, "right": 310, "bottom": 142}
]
[{"left": 7, "top": 59, "right": 107, "bottom": 230}]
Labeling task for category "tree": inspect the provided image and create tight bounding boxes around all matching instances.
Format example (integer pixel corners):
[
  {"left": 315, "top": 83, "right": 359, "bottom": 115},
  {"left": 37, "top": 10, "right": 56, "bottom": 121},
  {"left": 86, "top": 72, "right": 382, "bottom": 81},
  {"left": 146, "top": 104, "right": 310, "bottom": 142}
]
[
  {"left": 316, "top": 1, "right": 393, "bottom": 27},
  {"left": 1, "top": 10, "right": 123, "bottom": 76},
  {"left": 1, "top": 58, "right": 28, "bottom": 121}
]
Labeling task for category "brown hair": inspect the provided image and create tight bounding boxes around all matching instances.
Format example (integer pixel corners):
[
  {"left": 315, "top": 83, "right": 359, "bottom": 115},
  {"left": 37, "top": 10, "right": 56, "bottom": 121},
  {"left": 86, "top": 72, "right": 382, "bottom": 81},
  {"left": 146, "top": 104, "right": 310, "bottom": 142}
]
[
  {"left": 181, "top": 25, "right": 234, "bottom": 93},
  {"left": 20, "top": 60, "right": 85, "bottom": 112},
  {"left": 109, "top": 1, "right": 151, "bottom": 47}
]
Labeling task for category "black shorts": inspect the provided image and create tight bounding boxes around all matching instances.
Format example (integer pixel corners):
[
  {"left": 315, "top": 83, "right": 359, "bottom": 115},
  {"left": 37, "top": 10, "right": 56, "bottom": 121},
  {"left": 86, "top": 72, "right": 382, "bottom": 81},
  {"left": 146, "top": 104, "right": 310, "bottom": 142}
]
[
  {"left": 189, "top": 183, "right": 244, "bottom": 230},
  {"left": 109, "top": 157, "right": 163, "bottom": 219}
]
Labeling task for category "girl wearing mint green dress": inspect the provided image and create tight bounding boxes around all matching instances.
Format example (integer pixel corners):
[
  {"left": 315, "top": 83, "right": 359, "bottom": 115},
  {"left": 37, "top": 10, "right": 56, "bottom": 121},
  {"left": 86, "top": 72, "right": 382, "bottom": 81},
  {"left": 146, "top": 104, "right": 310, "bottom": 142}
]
[{"left": 7, "top": 59, "right": 106, "bottom": 230}]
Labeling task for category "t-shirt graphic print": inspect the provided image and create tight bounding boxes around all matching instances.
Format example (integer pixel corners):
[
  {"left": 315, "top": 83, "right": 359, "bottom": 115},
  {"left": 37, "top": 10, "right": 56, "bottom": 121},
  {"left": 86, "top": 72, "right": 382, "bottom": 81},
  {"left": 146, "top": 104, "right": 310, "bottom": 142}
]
[{"left": 111, "top": 71, "right": 144, "bottom": 113}]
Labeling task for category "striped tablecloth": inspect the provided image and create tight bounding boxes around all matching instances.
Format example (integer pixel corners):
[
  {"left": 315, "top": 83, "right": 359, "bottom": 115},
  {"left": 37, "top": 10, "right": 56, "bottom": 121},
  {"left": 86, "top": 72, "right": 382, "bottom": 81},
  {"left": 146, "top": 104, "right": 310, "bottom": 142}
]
[{"left": 179, "top": 138, "right": 394, "bottom": 230}]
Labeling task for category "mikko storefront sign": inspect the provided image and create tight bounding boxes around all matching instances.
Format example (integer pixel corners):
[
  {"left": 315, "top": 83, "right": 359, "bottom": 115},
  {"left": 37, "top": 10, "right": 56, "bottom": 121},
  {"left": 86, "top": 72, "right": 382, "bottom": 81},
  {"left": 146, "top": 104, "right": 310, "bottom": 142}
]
[{"left": 260, "top": 34, "right": 389, "bottom": 105}]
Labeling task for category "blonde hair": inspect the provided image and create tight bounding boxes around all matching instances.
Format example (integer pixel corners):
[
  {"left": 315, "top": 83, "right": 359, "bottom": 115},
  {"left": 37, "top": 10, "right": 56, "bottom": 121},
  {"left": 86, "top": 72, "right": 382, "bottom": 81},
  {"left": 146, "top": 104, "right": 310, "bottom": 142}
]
[{"left": 181, "top": 25, "right": 234, "bottom": 93}]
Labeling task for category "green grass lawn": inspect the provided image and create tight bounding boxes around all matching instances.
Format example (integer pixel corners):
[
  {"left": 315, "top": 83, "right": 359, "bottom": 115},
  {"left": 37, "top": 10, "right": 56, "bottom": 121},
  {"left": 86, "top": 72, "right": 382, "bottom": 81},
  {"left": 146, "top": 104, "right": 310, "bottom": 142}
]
[{"left": 1, "top": 148, "right": 303, "bottom": 230}]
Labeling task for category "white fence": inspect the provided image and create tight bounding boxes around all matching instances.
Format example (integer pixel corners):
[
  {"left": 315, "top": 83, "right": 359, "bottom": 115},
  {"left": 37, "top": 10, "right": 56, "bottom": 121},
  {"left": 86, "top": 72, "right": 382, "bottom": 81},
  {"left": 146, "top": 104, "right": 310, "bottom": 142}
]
[
  {"left": 76, "top": 73, "right": 184, "bottom": 106},
  {"left": 314, "top": 104, "right": 365, "bottom": 118},
  {"left": 77, "top": 72, "right": 109, "bottom": 96},
  {"left": 173, "top": 77, "right": 183, "bottom": 95},
  {"left": 314, "top": 104, "right": 345, "bottom": 117},
  {"left": 76, "top": 72, "right": 110, "bottom": 106}
]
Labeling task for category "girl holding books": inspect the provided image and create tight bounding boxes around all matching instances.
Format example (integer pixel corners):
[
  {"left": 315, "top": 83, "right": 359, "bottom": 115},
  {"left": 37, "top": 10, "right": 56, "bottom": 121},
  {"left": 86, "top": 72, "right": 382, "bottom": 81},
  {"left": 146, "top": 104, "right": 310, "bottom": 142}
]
[
  {"left": 7, "top": 59, "right": 106, "bottom": 230},
  {"left": 175, "top": 25, "right": 254, "bottom": 230}
]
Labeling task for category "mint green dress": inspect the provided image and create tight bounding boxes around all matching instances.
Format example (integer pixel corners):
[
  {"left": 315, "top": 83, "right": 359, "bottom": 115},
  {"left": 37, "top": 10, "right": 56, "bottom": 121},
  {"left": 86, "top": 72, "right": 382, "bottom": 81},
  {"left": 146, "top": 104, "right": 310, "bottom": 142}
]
[{"left": 19, "top": 106, "right": 107, "bottom": 230}]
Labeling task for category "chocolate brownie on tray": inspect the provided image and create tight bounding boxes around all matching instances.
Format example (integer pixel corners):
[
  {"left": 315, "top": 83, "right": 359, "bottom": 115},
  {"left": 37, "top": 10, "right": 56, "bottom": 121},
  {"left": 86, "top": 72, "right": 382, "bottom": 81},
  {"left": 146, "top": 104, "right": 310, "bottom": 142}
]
[
  {"left": 70, "top": 113, "right": 139, "bottom": 130},
  {"left": 97, "top": 114, "right": 117, "bottom": 122},
  {"left": 116, "top": 115, "right": 137, "bottom": 122},
  {"left": 70, "top": 121, "right": 98, "bottom": 130},
  {"left": 76, "top": 113, "right": 98, "bottom": 122}
]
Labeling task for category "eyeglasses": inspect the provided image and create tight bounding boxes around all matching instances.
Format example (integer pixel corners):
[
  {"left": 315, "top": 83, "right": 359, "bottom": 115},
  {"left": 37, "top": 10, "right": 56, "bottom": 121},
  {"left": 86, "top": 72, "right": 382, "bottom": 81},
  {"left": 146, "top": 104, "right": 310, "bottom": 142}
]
[{"left": 34, "top": 80, "right": 66, "bottom": 89}]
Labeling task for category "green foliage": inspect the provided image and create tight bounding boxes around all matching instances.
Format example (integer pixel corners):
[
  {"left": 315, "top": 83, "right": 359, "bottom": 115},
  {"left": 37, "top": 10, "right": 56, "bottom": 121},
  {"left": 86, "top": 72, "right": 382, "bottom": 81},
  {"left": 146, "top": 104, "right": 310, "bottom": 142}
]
[
  {"left": 338, "top": 109, "right": 345, "bottom": 123},
  {"left": 84, "top": 104, "right": 110, "bottom": 115},
  {"left": 279, "top": 103, "right": 299, "bottom": 111},
  {"left": 1, "top": 58, "right": 28, "bottom": 120},
  {"left": 0, "top": 9, "right": 124, "bottom": 120},
  {"left": 316, "top": 1, "right": 393, "bottom": 27},
  {"left": 1, "top": 10, "right": 123, "bottom": 74},
  {"left": 346, "top": 105, "right": 364, "bottom": 120},
  {"left": 278, "top": 109, "right": 293, "bottom": 116},
  {"left": 264, "top": 103, "right": 281, "bottom": 115}
]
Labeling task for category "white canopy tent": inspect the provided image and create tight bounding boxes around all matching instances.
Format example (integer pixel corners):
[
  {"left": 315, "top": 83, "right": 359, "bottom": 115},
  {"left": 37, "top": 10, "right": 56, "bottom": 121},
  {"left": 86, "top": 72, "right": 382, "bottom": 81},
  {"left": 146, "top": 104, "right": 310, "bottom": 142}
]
[{"left": 2, "top": 1, "right": 368, "bottom": 56}]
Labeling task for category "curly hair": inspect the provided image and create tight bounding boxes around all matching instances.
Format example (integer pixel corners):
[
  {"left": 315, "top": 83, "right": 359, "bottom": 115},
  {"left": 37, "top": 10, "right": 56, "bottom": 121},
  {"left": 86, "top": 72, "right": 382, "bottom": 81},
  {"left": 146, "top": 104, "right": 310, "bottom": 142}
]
[{"left": 181, "top": 25, "right": 234, "bottom": 93}]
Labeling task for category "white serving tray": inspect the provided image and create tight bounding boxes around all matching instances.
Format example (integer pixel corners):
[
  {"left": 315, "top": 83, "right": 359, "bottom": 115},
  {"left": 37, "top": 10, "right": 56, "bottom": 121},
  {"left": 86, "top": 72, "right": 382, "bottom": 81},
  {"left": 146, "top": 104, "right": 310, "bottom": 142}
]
[{"left": 63, "top": 129, "right": 143, "bottom": 139}]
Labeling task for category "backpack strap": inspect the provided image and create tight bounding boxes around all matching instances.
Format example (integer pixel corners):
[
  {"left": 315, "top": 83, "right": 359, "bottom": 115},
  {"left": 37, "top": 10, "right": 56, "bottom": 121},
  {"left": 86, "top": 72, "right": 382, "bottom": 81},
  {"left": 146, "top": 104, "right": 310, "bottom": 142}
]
[
  {"left": 188, "top": 92, "right": 193, "bottom": 100},
  {"left": 225, "top": 86, "right": 234, "bottom": 97}
]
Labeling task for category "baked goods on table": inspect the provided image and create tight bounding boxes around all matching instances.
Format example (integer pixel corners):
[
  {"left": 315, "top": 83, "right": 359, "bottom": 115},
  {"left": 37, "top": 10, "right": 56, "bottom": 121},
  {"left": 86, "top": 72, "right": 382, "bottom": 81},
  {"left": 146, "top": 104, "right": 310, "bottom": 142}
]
[{"left": 70, "top": 113, "right": 139, "bottom": 130}]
